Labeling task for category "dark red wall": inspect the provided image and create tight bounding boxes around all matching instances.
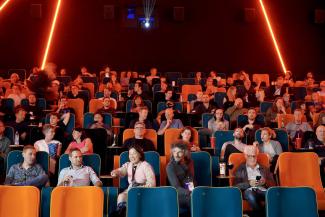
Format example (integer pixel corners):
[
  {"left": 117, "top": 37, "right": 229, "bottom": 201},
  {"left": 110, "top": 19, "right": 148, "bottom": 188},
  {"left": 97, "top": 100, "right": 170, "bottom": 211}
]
[{"left": 0, "top": 0, "right": 324, "bottom": 80}]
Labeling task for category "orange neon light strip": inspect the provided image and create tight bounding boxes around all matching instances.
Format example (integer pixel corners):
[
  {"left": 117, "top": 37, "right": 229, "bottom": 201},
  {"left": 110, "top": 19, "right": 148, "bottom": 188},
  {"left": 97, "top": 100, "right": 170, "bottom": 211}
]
[
  {"left": 259, "top": 0, "right": 287, "bottom": 74},
  {"left": 0, "top": 0, "right": 11, "bottom": 11},
  {"left": 41, "top": 0, "right": 62, "bottom": 70}
]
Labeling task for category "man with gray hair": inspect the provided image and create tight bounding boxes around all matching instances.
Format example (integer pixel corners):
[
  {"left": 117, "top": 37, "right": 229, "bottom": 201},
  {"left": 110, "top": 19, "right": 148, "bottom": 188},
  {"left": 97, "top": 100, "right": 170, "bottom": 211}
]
[{"left": 234, "top": 145, "right": 275, "bottom": 212}]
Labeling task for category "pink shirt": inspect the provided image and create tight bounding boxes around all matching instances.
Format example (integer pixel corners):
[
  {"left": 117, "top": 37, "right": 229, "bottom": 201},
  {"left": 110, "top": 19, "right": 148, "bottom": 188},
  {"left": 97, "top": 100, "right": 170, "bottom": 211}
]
[{"left": 69, "top": 140, "right": 93, "bottom": 155}]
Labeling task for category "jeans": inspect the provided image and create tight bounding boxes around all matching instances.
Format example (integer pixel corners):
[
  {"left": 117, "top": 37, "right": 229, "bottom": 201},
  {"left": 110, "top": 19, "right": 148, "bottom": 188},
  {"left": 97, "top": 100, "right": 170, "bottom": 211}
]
[{"left": 243, "top": 188, "right": 266, "bottom": 211}]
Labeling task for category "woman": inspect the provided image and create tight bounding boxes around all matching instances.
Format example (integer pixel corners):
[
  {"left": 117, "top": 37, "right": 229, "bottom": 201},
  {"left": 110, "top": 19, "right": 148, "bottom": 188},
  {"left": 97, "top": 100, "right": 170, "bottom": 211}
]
[
  {"left": 255, "top": 127, "right": 283, "bottom": 171},
  {"left": 130, "top": 95, "right": 145, "bottom": 113},
  {"left": 166, "top": 141, "right": 195, "bottom": 211},
  {"left": 34, "top": 124, "right": 62, "bottom": 174},
  {"left": 65, "top": 128, "right": 93, "bottom": 155},
  {"left": 179, "top": 127, "right": 200, "bottom": 152},
  {"left": 284, "top": 71, "right": 294, "bottom": 87},
  {"left": 208, "top": 109, "right": 229, "bottom": 133},
  {"left": 111, "top": 145, "right": 156, "bottom": 215},
  {"left": 223, "top": 86, "right": 237, "bottom": 110},
  {"left": 100, "top": 74, "right": 122, "bottom": 93},
  {"left": 265, "top": 97, "right": 290, "bottom": 127},
  {"left": 146, "top": 67, "right": 160, "bottom": 86},
  {"left": 205, "top": 77, "right": 218, "bottom": 98}
]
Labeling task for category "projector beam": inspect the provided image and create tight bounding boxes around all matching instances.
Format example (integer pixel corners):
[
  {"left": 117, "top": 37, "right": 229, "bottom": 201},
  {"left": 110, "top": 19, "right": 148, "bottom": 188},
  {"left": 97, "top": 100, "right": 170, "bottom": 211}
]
[
  {"left": 0, "top": 0, "right": 11, "bottom": 12},
  {"left": 259, "top": 0, "right": 287, "bottom": 73},
  {"left": 41, "top": 0, "right": 62, "bottom": 70}
]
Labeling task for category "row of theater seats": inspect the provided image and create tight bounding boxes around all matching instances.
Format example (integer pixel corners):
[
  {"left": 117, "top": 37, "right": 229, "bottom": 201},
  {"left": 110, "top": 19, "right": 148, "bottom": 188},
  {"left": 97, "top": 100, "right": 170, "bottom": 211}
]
[
  {"left": 6, "top": 150, "right": 325, "bottom": 212},
  {"left": 0, "top": 185, "right": 318, "bottom": 217}
]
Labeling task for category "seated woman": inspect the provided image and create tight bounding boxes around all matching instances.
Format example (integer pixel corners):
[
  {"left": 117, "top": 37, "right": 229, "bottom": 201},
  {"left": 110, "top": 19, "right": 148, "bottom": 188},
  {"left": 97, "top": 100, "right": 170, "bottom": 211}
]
[
  {"left": 65, "top": 128, "right": 93, "bottom": 155},
  {"left": 130, "top": 95, "right": 145, "bottom": 113},
  {"left": 179, "top": 126, "right": 200, "bottom": 152},
  {"left": 208, "top": 109, "right": 229, "bottom": 133},
  {"left": 166, "top": 141, "right": 195, "bottom": 212},
  {"left": 34, "top": 124, "right": 62, "bottom": 174},
  {"left": 254, "top": 127, "right": 282, "bottom": 172},
  {"left": 7, "top": 84, "right": 27, "bottom": 107},
  {"left": 111, "top": 145, "right": 156, "bottom": 215},
  {"left": 265, "top": 97, "right": 290, "bottom": 128}
]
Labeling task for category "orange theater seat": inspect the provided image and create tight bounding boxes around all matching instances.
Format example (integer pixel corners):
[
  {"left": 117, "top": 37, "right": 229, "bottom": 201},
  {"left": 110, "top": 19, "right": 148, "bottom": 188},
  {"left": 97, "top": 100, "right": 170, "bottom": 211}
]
[
  {"left": 278, "top": 152, "right": 325, "bottom": 210},
  {"left": 0, "top": 186, "right": 40, "bottom": 217},
  {"left": 50, "top": 186, "right": 103, "bottom": 217}
]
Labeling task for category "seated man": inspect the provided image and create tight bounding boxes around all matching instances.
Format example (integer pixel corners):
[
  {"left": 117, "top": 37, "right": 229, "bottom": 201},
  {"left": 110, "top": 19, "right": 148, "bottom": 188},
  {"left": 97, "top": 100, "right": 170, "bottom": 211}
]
[
  {"left": 192, "top": 94, "right": 215, "bottom": 115},
  {"left": 56, "top": 96, "right": 75, "bottom": 115},
  {"left": 234, "top": 145, "right": 275, "bottom": 212},
  {"left": 158, "top": 108, "right": 184, "bottom": 135},
  {"left": 225, "top": 98, "right": 247, "bottom": 129},
  {"left": 129, "top": 106, "right": 154, "bottom": 129},
  {"left": 123, "top": 121, "right": 155, "bottom": 151},
  {"left": 238, "top": 108, "right": 263, "bottom": 144},
  {"left": 5, "top": 145, "right": 48, "bottom": 187},
  {"left": 57, "top": 148, "right": 102, "bottom": 186},
  {"left": 220, "top": 128, "right": 247, "bottom": 164},
  {"left": 7, "top": 105, "right": 29, "bottom": 145},
  {"left": 285, "top": 108, "right": 313, "bottom": 140},
  {"left": 96, "top": 97, "right": 115, "bottom": 114},
  {"left": 24, "top": 94, "right": 44, "bottom": 123}
]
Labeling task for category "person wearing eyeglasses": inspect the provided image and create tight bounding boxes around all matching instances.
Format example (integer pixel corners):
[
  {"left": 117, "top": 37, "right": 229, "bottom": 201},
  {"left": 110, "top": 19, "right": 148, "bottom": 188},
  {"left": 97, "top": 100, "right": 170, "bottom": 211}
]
[
  {"left": 122, "top": 121, "right": 155, "bottom": 151},
  {"left": 234, "top": 145, "right": 275, "bottom": 214}
]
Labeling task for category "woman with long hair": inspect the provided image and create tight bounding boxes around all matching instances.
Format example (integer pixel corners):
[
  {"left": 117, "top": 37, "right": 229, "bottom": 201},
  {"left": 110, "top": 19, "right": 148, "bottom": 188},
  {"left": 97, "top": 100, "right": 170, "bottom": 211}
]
[{"left": 65, "top": 128, "right": 93, "bottom": 155}]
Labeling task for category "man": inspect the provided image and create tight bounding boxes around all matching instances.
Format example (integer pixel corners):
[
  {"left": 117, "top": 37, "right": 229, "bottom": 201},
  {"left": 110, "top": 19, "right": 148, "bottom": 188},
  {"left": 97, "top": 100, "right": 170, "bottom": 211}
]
[
  {"left": 7, "top": 106, "right": 29, "bottom": 145},
  {"left": 190, "top": 91, "right": 204, "bottom": 110},
  {"left": 192, "top": 94, "right": 215, "bottom": 115},
  {"left": 238, "top": 108, "right": 263, "bottom": 144},
  {"left": 0, "top": 120, "right": 10, "bottom": 176},
  {"left": 56, "top": 96, "right": 75, "bottom": 115},
  {"left": 99, "top": 87, "right": 117, "bottom": 107},
  {"left": 285, "top": 109, "right": 313, "bottom": 140},
  {"left": 220, "top": 128, "right": 247, "bottom": 163},
  {"left": 128, "top": 82, "right": 150, "bottom": 100},
  {"left": 129, "top": 106, "right": 154, "bottom": 129},
  {"left": 234, "top": 145, "right": 275, "bottom": 212},
  {"left": 57, "top": 148, "right": 102, "bottom": 186},
  {"left": 306, "top": 125, "right": 325, "bottom": 150},
  {"left": 267, "top": 75, "right": 286, "bottom": 100},
  {"left": 25, "top": 94, "right": 43, "bottom": 123},
  {"left": 123, "top": 121, "right": 155, "bottom": 151},
  {"left": 5, "top": 145, "right": 48, "bottom": 187},
  {"left": 158, "top": 108, "right": 184, "bottom": 135},
  {"left": 225, "top": 98, "right": 247, "bottom": 129},
  {"left": 96, "top": 97, "right": 116, "bottom": 114}
]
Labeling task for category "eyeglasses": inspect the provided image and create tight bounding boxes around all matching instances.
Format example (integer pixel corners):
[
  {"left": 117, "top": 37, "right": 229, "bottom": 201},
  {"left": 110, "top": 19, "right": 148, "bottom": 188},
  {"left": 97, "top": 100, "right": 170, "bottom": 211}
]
[{"left": 247, "top": 155, "right": 257, "bottom": 158}]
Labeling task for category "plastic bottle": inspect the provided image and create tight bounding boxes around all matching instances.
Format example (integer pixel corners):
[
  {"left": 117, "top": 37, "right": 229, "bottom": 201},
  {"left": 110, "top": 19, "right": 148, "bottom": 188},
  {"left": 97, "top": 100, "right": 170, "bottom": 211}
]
[{"left": 14, "top": 131, "right": 19, "bottom": 145}]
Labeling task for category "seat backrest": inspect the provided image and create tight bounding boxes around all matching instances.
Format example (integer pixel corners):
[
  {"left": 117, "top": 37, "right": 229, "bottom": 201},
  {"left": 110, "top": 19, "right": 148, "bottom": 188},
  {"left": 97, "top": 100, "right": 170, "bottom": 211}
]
[
  {"left": 45, "top": 113, "right": 75, "bottom": 134},
  {"left": 83, "top": 83, "right": 95, "bottom": 99},
  {"left": 260, "top": 101, "right": 274, "bottom": 114},
  {"left": 1, "top": 98, "right": 14, "bottom": 112},
  {"left": 67, "top": 99, "right": 84, "bottom": 127},
  {"left": 191, "top": 152, "right": 212, "bottom": 186},
  {"left": 0, "top": 186, "right": 40, "bottom": 217},
  {"left": 157, "top": 102, "right": 183, "bottom": 113},
  {"left": 127, "top": 187, "right": 178, "bottom": 217},
  {"left": 58, "top": 154, "right": 101, "bottom": 176},
  {"left": 213, "top": 130, "right": 234, "bottom": 156},
  {"left": 278, "top": 152, "right": 324, "bottom": 192},
  {"left": 178, "top": 78, "right": 196, "bottom": 86},
  {"left": 122, "top": 129, "right": 157, "bottom": 150},
  {"left": 255, "top": 129, "right": 289, "bottom": 151},
  {"left": 213, "top": 92, "right": 226, "bottom": 108},
  {"left": 6, "top": 150, "right": 49, "bottom": 174},
  {"left": 277, "top": 114, "right": 307, "bottom": 128},
  {"left": 191, "top": 187, "right": 242, "bottom": 217},
  {"left": 50, "top": 186, "right": 103, "bottom": 217},
  {"left": 266, "top": 187, "right": 318, "bottom": 217},
  {"left": 41, "top": 187, "right": 117, "bottom": 217},
  {"left": 119, "top": 151, "right": 161, "bottom": 189},
  {"left": 21, "top": 98, "right": 46, "bottom": 110},
  {"left": 164, "top": 128, "right": 199, "bottom": 160},
  {"left": 4, "top": 126, "right": 14, "bottom": 144},
  {"left": 181, "top": 85, "right": 202, "bottom": 102},
  {"left": 228, "top": 153, "right": 269, "bottom": 186},
  {"left": 83, "top": 112, "right": 112, "bottom": 128},
  {"left": 252, "top": 74, "right": 270, "bottom": 87}
]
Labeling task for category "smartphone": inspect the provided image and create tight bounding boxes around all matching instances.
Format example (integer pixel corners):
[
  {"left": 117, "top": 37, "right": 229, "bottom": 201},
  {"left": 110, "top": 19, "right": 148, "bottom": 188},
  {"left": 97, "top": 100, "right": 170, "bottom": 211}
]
[{"left": 256, "top": 176, "right": 261, "bottom": 181}]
